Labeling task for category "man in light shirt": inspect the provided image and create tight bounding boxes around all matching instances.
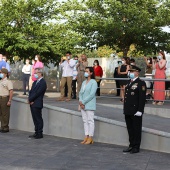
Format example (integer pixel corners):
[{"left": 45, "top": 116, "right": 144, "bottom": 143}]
[
  {"left": 0, "top": 54, "right": 6, "bottom": 70},
  {"left": 22, "top": 59, "right": 31, "bottom": 95},
  {"left": 59, "top": 51, "right": 76, "bottom": 101},
  {"left": 2, "top": 55, "right": 10, "bottom": 74}
]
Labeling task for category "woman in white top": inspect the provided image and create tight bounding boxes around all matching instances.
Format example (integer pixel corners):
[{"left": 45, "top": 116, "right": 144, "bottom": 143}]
[{"left": 22, "top": 59, "right": 31, "bottom": 95}]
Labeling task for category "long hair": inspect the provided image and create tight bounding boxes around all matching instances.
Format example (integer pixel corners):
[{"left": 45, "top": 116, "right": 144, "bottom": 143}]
[
  {"left": 94, "top": 59, "right": 99, "bottom": 66},
  {"left": 86, "top": 67, "right": 95, "bottom": 79},
  {"left": 122, "top": 57, "right": 130, "bottom": 65},
  {"left": 159, "top": 51, "right": 166, "bottom": 60}
]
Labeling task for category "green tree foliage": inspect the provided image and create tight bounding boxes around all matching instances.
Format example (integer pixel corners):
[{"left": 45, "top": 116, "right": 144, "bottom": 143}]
[
  {"left": 62, "top": 0, "right": 170, "bottom": 56},
  {"left": 0, "top": 0, "right": 83, "bottom": 63}
]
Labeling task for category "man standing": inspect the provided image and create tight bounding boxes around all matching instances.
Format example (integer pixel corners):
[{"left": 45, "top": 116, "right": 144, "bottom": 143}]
[
  {"left": 59, "top": 51, "right": 76, "bottom": 101},
  {"left": 0, "top": 68, "right": 13, "bottom": 133},
  {"left": 123, "top": 65, "right": 146, "bottom": 154},
  {"left": 2, "top": 55, "right": 10, "bottom": 73},
  {"left": 28, "top": 68, "right": 47, "bottom": 139},
  {"left": 0, "top": 54, "right": 6, "bottom": 70},
  {"left": 72, "top": 56, "right": 78, "bottom": 99}
]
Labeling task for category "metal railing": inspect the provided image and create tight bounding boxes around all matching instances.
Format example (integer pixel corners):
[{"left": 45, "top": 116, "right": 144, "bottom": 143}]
[{"left": 97, "top": 77, "right": 170, "bottom": 102}]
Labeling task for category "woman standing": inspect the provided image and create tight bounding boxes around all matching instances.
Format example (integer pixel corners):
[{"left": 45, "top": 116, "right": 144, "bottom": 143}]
[
  {"left": 76, "top": 54, "right": 88, "bottom": 98},
  {"left": 152, "top": 51, "right": 166, "bottom": 105},
  {"left": 22, "top": 59, "right": 31, "bottom": 95},
  {"left": 93, "top": 60, "right": 103, "bottom": 96},
  {"left": 31, "top": 55, "right": 44, "bottom": 81},
  {"left": 118, "top": 57, "right": 130, "bottom": 102},
  {"left": 79, "top": 67, "right": 97, "bottom": 145}
]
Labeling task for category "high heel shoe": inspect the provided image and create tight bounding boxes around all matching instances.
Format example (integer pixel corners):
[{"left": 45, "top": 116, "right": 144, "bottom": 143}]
[
  {"left": 84, "top": 137, "right": 94, "bottom": 145},
  {"left": 80, "top": 137, "right": 88, "bottom": 144}
]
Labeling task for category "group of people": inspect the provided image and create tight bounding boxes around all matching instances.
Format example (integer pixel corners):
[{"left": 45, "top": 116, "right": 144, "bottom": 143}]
[
  {"left": 58, "top": 51, "right": 103, "bottom": 101},
  {"left": 114, "top": 51, "right": 167, "bottom": 105},
  {"left": 0, "top": 51, "right": 168, "bottom": 154},
  {"left": 22, "top": 55, "right": 44, "bottom": 95}
]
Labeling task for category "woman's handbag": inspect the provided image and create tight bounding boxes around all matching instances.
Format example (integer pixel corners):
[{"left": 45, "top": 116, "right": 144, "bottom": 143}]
[{"left": 95, "top": 76, "right": 101, "bottom": 82}]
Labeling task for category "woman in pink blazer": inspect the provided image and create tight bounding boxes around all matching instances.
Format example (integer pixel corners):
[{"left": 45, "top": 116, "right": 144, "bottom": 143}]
[{"left": 31, "top": 55, "right": 44, "bottom": 81}]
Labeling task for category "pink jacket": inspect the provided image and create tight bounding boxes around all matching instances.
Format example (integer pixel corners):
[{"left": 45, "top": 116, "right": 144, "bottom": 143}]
[{"left": 31, "top": 61, "right": 44, "bottom": 81}]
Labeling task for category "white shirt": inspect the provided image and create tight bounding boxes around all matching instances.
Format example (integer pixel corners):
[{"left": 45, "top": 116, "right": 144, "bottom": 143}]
[
  {"left": 60, "top": 59, "right": 76, "bottom": 77},
  {"left": 22, "top": 64, "right": 31, "bottom": 74}
]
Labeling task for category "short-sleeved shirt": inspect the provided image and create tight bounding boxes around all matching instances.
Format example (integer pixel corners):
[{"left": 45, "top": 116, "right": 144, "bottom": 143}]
[
  {"left": 0, "top": 77, "right": 13, "bottom": 96},
  {"left": 0, "top": 61, "right": 6, "bottom": 70}
]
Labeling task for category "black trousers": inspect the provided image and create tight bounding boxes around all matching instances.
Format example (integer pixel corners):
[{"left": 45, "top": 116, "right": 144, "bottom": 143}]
[
  {"left": 64, "top": 83, "right": 68, "bottom": 97},
  {"left": 115, "top": 80, "right": 120, "bottom": 96},
  {"left": 96, "top": 80, "right": 101, "bottom": 96},
  {"left": 72, "top": 80, "right": 77, "bottom": 98},
  {"left": 30, "top": 106, "right": 43, "bottom": 134},
  {"left": 125, "top": 115, "right": 142, "bottom": 149},
  {"left": 23, "top": 74, "right": 30, "bottom": 94}
]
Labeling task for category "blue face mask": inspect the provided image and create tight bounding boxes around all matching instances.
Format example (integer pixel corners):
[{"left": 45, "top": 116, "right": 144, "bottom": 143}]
[
  {"left": 129, "top": 73, "right": 135, "bottom": 79},
  {"left": 34, "top": 74, "right": 38, "bottom": 79},
  {"left": 84, "top": 72, "right": 89, "bottom": 78},
  {"left": 0, "top": 73, "right": 4, "bottom": 79},
  {"left": 157, "top": 56, "right": 162, "bottom": 60}
]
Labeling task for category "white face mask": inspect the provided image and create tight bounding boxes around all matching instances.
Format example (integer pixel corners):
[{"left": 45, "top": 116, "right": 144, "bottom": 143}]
[
  {"left": 32, "top": 61, "right": 35, "bottom": 65},
  {"left": 2, "top": 59, "right": 6, "bottom": 61},
  {"left": 26, "top": 61, "right": 29, "bottom": 64},
  {"left": 122, "top": 61, "right": 125, "bottom": 64},
  {"left": 147, "top": 60, "right": 150, "bottom": 63},
  {"left": 35, "top": 57, "right": 38, "bottom": 61}
]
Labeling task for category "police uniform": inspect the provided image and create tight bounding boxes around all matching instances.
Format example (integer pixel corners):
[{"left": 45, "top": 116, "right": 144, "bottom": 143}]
[
  {"left": 123, "top": 65, "right": 146, "bottom": 153},
  {"left": 0, "top": 68, "right": 13, "bottom": 132}
]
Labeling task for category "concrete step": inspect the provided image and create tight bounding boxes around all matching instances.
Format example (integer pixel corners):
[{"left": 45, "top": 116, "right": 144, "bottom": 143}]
[{"left": 10, "top": 97, "right": 170, "bottom": 154}]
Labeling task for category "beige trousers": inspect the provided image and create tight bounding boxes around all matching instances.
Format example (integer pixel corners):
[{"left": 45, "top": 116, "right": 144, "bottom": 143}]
[{"left": 60, "top": 77, "right": 73, "bottom": 99}]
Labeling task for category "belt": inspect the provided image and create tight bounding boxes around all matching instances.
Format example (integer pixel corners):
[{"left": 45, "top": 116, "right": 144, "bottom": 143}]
[{"left": 0, "top": 96, "right": 9, "bottom": 99}]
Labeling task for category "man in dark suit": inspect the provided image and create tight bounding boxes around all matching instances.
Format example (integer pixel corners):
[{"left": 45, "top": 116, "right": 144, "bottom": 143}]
[
  {"left": 123, "top": 65, "right": 146, "bottom": 154},
  {"left": 28, "top": 68, "right": 47, "bottom": 139}
]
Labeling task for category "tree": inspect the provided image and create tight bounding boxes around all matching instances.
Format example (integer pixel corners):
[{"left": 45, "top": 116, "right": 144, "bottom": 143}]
[
  {"left": 62, "top": 0, "right": 170, "bottom": 56},
  {"left": 0, "top": 0, "right": 83, "bottom": 63}
]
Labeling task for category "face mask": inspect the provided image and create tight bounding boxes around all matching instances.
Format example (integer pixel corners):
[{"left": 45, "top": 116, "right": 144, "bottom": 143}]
[
  {"left": 147, "top": 60, "right": 150, "bottom": 63},
  {"left": 34, "top": 74, "right": 38, "bottom": 79},
  {"left": 122, "top": 61, "right": 125, "bottom": 64},
  {"left": 2, "top": 59, "right": 6, "bottom": 61},
  {"left": 67, "top": 56, "right": 70, "bottom": 60},
  {"left": 32, "top": 61, "right": 35, "bottom": 65},
  {"left": 93, "top": 63, "right": 97, "bottom": 66},
  {"left": 35, "top": 57, "right": 38, "bottom": 61},
  {"left": 157, "top": 56, "right": 162, "bottom": 60},
  {"left": 0, "top": 73, "right": 4, "bottom": 79},
  {"left": 75, "top": 60, "right": 78, "bottom": 63},
  {"left": 129, "top": 73, "right": 135, "bottom": 79},
  {"left": 131, "top": 63, "right": 134, "bottom": 65},
  {"left": 84, "top": 72, "right": 89, "bottom": 78},
  {"left": 26, "top": 61, "right": 29, "bottom": 64}
]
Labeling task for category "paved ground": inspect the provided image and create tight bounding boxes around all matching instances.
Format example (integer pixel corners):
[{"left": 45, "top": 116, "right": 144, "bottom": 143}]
[
  {"left": 14, "top": 92, "right": 170, "bottom": 133},
  {"left": 0, "top": 129, "right": 170, "bottom": 170}
]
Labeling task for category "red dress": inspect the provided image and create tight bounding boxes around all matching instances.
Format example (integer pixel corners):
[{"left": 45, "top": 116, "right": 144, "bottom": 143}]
[{"left": 153, "top": 62, "right": 166, "bottom": 101}]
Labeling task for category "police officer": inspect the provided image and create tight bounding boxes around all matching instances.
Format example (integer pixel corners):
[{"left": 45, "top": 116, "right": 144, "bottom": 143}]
[
  {"left": 0, "top": 68, "right": 13, "bottom": 133},
  {"left": 123, "top": 65, "right": 146, "bottom": 154}
]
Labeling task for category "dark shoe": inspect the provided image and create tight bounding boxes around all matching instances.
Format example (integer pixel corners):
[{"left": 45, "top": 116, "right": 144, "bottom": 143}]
[
  {"left": 34, "top": 134, "right": 43, "bottom": 139},
  {"left": 72, "top": 96, "right": 76, "bottom": 99},
  {"left": 123, "top": 147, "right": 133, "bottom": 152},
  {"left": 28, "top": 133, "right": 37, "bottom": 138},
  {"left": 23, "top": 93, "right": 26, "bottom": 95},
  {"left": 1, "top": 130, "right": 9, "bottom": 133},
  {"left": 130, "top": 148, "right": 140, "bottom": 154}
]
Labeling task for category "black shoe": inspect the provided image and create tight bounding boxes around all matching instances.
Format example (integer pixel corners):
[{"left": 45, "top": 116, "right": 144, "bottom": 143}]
[
  {"left": 130, "top": 148, "right": 140, "bottom": 154},
  {"left": 1, "top": 130, "right": 9, "bottom": 133},
  {"left": 23, "top": 93, "right": 26, "bottom": 95},
  {"left": 123, "top": 147, "right": 133, "bottom": 152},
  {"left": 72, "top": 97, "right": 76, "bottom": 99},
  {"left": 28, "top": 133, "right": 37, "bottom": 138},
  {"left": 34, "top": 134, "right": 43, "bottom": 139}
]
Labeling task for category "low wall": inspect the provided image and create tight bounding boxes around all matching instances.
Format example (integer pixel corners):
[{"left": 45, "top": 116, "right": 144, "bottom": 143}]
[{"left": 10, "top": 97, "right": 170, "bottom": 153}]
